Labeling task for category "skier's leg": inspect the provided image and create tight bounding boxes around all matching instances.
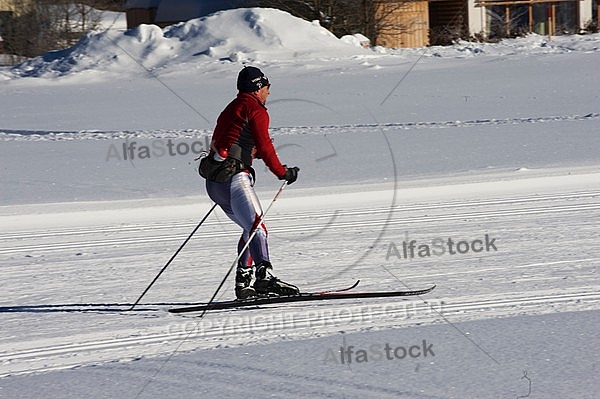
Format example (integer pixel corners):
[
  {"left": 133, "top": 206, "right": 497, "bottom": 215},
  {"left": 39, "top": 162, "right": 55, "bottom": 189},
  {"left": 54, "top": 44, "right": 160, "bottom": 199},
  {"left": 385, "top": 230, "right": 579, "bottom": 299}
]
[
  {"left": 206, "top": 175, "right": 265, "bottom": 262},
  {"left": 206, "top": 173, "right": 269, "bottom": 298},
  {"left": 207, "top": 173, "right": 298, "bottom": 296},
  {"left": 228, "top": 172, "right": 270, "bottom": 264}
]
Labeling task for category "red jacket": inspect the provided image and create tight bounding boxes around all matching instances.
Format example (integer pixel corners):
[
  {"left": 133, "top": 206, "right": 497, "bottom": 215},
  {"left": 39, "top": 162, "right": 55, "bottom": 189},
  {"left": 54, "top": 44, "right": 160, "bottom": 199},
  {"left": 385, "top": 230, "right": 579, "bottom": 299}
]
[{"left": 210, "top": 92, "right": 286, "bottom": 178}]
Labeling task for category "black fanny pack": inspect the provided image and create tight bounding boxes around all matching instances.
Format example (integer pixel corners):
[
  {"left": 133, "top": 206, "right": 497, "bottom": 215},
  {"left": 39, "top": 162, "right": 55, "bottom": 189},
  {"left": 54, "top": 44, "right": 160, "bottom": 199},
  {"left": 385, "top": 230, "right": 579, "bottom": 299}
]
[{"left": 199, "top": 156, "right": 245, "bottom": 183}]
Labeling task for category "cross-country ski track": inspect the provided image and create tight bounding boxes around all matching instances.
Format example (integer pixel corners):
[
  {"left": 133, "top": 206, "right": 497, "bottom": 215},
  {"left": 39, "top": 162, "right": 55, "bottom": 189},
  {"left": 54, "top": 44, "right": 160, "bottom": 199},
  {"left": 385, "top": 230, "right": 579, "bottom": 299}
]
[{"left": 1, "top": 178, "right": 599, "bottom": 378}]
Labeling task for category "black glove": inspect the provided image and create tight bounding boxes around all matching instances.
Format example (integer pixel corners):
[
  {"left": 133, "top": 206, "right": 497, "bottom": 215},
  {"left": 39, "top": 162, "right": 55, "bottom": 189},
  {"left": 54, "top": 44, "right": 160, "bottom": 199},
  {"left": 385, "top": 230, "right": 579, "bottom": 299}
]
[{"left": 280, "top": 166, "right": 299, "bottom": 185}]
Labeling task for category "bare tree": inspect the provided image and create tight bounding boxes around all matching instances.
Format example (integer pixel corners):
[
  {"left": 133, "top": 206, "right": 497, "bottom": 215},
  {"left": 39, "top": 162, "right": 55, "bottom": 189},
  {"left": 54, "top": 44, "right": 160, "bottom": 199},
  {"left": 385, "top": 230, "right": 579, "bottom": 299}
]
[
  {"left": 369, "top": 0, "right": 430, "bottom": 46},
  {"left": 257, "top": 0, "right": 427, "bottom": 47},
  {"left": 0, "top": 0, "right": 44, "bottom": 58},
  {"left": 47, "top": 0, "right": 104, "bottom": 48},
  {"left": 1, "top": 0, "right": 106, "bottom": 61},
  {"left": 254, "top": 0, "right": 332, "bottom": 27}
]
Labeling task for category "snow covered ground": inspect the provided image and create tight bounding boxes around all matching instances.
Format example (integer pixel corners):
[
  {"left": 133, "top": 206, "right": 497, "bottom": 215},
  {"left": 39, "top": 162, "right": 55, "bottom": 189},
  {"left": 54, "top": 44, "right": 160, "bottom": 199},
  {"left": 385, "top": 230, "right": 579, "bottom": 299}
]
[{"left": 1, "top": 8, "right": 599, "bottom": 398}]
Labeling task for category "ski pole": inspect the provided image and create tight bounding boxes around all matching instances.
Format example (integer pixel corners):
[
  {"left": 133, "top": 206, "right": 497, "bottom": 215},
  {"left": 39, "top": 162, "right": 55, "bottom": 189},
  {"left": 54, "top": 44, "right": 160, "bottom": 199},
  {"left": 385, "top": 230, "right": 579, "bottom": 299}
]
[
  {"left": 129, "top": 203, "right": 218, "bottom": 311},
  {"left": 199, "top": 181, "right": 287, "bottom": 318}
]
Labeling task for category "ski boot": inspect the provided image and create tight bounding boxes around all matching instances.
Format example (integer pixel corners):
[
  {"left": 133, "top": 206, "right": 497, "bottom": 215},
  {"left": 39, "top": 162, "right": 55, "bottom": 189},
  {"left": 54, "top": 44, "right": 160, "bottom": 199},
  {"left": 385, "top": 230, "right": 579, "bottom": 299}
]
[
  {"left": 253, "top": 261, "right": 300, "bottom": 296},
  {"left": 235, "top": 266, "right": 257, "bottom": 299}
]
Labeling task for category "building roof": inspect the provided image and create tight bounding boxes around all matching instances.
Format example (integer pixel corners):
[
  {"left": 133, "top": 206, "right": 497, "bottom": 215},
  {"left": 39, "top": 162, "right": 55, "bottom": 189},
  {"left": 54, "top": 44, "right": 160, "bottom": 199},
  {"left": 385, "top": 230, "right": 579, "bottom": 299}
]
[
  {"left": 157, "top": 0, "right": 248, "bottom": 21},
  {"left": 125, "top": 0, "right": 249, "bottom": 21},
  {"left": 124, "top": 0, "right": 161, "bottom": 8}
]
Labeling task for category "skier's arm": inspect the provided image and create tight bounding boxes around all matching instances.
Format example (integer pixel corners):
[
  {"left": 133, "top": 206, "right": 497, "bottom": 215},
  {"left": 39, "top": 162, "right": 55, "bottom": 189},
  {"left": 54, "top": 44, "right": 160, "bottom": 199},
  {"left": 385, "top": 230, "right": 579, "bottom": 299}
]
[{"left": 249, "top": 108, "right": 287, "bottom": 178}]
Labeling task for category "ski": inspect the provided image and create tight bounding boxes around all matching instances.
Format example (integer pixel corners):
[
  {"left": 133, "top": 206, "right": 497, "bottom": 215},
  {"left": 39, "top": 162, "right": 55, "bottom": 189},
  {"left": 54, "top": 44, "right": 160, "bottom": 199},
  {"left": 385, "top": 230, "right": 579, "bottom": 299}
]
[
  {"left": 314, "top": 279, "right": 361, "bottom": 294},
  {"left": 168, "top": 283, "right": 435, "bottom": 313}
]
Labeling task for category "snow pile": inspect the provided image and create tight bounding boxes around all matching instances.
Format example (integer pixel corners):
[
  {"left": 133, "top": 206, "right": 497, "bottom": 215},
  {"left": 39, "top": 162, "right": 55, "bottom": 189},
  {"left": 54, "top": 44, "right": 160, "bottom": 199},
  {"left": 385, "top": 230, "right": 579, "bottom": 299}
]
[
  {"left": 7, "top": 5, "right": 600, "bottom": 79},
  {"left": 424, "top": 33, "right": 600, "bottom": 57},
  {"left": 340, "top": 33, "right": 371, "bottom": 48},
  {"left": 98, "top": 10, "right": 128, "bottom": 31},
  {"left": 11, "top": 7, "right": 364, "bottom": 78}
]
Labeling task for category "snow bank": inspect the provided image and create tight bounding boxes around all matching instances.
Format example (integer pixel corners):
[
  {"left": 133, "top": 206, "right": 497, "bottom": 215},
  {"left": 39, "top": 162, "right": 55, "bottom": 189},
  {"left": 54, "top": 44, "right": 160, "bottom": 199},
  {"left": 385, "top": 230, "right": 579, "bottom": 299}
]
[
  {"left": 7, "top": 5, "right": 600, "bottom": 80},
  {"left": 449, "top": 33, "right": 600, "bottom": 56},
  {"left": 367, "top": 32, "right": 600, "bottom": 58},
  {"left": 11, "top": 8, "right": 364, "bottom": 78}
]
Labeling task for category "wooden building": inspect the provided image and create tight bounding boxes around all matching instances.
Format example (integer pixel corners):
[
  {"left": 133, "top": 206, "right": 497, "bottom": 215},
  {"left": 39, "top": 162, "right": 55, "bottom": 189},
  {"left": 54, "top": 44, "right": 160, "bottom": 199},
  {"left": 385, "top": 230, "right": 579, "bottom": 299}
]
[
  {"left": 125, "top": 0, "right": 248, "bottom": 29},
  {"left": 0, "top": 0, "right": 32, "bottom": 14},
  {"left": 0, "top": 0, "right": 33, "bottom": 18},
  {"left": 426, "top": 0, "right": 594, "bottom": 42},
  {"left": 472, "top": 0, "right": 594, "bottom": 38},
  {"left": 123, "top": 0, "right": 596, "bottom": 48},
  {"left": 0, "top": 0, "right": 33, "bottom": 54},
  {"left": 428, "top": 0, "right": 469, "bottom": 44},
  {"left": 125, "top": 0, "right": 160, "bottom": 29},
  {"left": 374, "top": 0, "right": 430, "bottom": 47}
]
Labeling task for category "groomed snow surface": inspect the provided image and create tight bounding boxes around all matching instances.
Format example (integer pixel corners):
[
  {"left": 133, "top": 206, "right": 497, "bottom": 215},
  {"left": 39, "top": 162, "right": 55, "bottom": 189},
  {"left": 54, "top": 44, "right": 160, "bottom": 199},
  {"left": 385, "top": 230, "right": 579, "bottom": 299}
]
[{"left": 1, "top": 7, "right": 599, "bottom": 399}]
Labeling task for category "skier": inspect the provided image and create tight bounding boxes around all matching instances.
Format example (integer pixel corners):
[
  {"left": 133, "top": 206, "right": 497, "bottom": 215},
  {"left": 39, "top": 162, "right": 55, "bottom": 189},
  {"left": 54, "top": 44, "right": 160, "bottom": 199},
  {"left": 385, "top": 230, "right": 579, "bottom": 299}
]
[{"left": 200, "top": 66, "right": 300, "bottom": 299}]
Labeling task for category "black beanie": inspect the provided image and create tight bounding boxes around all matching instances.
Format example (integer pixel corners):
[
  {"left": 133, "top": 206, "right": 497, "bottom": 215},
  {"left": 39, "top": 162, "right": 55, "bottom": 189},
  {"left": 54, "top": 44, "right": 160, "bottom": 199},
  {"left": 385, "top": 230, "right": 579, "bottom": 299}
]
[{"left": 237, "top": 66, "right": 270, "bottom": 93}]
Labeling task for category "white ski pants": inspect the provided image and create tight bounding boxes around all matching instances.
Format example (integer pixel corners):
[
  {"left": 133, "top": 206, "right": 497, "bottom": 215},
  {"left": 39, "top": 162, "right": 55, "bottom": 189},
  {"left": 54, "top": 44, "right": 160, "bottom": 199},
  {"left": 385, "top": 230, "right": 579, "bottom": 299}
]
[{"left": 206, "top": 172, "right": 269, "bottom": 268}]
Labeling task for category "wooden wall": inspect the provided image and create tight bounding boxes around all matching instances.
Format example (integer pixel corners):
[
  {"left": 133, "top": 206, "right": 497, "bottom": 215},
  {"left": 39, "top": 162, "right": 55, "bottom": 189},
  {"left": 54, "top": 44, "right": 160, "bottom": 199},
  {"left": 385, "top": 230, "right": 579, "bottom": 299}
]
[{"left": 375, "top": 0, "right": 430, "bottom": 48}]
